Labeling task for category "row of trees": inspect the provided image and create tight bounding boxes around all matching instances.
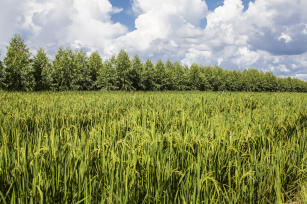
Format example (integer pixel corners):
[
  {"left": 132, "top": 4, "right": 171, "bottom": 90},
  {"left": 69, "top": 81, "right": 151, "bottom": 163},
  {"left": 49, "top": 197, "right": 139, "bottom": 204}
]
[{"left": 1, "top": 34, "right": 307, "bottom": 92}]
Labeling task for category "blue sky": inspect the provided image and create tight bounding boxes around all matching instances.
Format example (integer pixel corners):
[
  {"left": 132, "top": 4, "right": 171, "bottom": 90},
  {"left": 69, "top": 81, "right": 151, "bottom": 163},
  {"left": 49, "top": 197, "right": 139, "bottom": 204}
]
[{"left": 0, "top": 0, "right": 306, "bottom": 80}]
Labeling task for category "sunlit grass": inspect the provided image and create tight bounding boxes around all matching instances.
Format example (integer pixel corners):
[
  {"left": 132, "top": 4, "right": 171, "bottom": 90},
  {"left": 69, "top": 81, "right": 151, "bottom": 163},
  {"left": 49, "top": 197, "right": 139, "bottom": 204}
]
[{"left": 0, "top": 91, "right": 306, "bottom": 203}]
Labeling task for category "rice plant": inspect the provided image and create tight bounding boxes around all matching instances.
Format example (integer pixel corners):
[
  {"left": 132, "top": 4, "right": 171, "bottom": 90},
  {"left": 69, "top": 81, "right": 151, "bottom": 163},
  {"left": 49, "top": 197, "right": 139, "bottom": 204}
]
[{"left": 0, "top": 91, "right": 306, "bottom": 203}]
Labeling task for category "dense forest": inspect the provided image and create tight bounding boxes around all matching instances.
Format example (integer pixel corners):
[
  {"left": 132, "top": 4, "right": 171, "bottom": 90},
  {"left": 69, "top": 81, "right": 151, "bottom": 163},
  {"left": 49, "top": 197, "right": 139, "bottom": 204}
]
[{"left": 0, "top": 34, "right": 306, "bottom": 92}]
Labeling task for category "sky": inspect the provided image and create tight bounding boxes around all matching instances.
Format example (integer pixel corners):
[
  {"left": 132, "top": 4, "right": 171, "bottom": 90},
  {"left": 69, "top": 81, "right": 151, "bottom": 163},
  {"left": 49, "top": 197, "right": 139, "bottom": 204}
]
[{"left": 0, "top": 0, "right": 306, "bottom": 80}]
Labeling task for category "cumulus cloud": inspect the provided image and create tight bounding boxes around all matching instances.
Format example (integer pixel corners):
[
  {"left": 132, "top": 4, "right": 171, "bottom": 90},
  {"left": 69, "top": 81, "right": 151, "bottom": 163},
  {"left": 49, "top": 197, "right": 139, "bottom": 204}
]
[
  {"left": 278, "top": 33, "right": 292, "bottom": 44},
  {"left": 0, "top": 0, "right": 306, "bottom": 80},
  {"left": 157, "top": 0, "right": 307, "bottom": 79},
  {"left": 111, "top": 0, "right": 307, "bottom": 80},
  {"left": 108, "top": 0, "right": 208, "bottom": 59},
  {"left": 244, "top": 0, "right": 307, "bottom": 56},
  {"left": 0, "top": 0, "right": 127, "bottom": 55}
]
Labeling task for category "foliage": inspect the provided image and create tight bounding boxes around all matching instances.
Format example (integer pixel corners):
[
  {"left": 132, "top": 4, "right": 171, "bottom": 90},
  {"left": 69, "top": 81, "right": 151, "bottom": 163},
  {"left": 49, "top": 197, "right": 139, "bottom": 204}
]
[
  {"left": 3, "top": 34, "right": 33, "bottom": 91},
  {"left": 165, "top": 59, "right": 175, "bottom": 90},
  {"left": 51, "top": 48, "right": 73, "bottom": 91},
  {"left": 1, "top": 35, "right": 307, "bottom": 92},
  {"left": 172, "top": 62, "right": 188, "bottom": 90},
  {"left": 142, "top": 59, "right": 155, "bottom": 90},
  {"left": 116, "top": 50, "right": 134, "bottom": 91},
  {"left": 32, "top": 48, "right": 52, "bottom": 91},
  {"left": 96, "top": 56, "right": 119, "bottom": 90},
  {"left": 130, "top": 55, "right": 143, "bottom": 90},
  {"left": 189, "top": 64, "right": 202, "bottom": 90},
  {"left": 73, "top": 49, "right": 90, "bottom": 90},
  {"left": 88, "top": 51, "right": 103, "bottom": 90},
  {"left": 52, "top": 48, "right": 90, "bottom": 91},
  {"left": 0, "top": 57, "right": 5, "bottom": 89},
  {"left": 0, "top": 92, "right": 306, "bottom": 203},
  {"left": 154, "top": 60, "right": 167, "bottom": 90}
]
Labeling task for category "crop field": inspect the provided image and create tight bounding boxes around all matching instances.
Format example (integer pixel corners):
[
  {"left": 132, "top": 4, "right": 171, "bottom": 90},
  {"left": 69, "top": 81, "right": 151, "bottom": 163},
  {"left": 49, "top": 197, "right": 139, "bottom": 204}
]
[{"left": 0, "top": 91, "right": 306, "bottom": 203}]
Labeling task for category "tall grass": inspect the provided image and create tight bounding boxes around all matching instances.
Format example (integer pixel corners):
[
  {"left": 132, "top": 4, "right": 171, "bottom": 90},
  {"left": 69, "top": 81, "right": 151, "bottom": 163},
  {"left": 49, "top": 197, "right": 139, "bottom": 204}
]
[{"left": 0, "top": 91, "right": 306, "bottom": 203}]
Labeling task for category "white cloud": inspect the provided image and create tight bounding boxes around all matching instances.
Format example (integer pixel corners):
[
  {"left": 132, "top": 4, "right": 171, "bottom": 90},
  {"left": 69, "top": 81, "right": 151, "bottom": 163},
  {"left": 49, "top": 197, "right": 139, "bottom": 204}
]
[
  {"left": 0, "top": 0, "right": 307, "bottom": 80},
  {"left": 108, "top": 0, "right": 208, "bottom": 58},
  {"left": 294, "top": 74, "right": 307, "bottom": 81},
  {"left": 234, "top": 47, "right": 260, "bottom": 68},
  {"left": 0, "top": 0, "right": 127, "bottom": 54},
  {"left": 181, "top": 48, "right": 212, "bottom": 66},
  {"left": 278, "top": 33, "right": 292, "bottom": 43}
]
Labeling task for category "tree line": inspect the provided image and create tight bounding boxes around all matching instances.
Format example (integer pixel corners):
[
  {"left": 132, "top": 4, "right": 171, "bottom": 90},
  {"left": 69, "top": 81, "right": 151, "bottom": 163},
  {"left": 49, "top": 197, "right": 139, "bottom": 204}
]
[{"left": 0, "top": 34, "right": 306, "bottom": 92}]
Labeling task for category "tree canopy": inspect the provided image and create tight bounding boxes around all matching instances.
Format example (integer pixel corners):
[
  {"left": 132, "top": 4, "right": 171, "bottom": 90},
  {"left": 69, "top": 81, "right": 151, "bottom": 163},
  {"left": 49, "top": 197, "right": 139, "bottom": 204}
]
[
  {"left": 32, "top": 48, "right": 52, "bottom": 91},
  {"left": 3, "top": 34, "right": 32, "bottom": 91},
  {"left": 1, "top": 35, "right": 307, "bottom": 92},
  {"left": 0, "top": 57, "right": 5, "bottom": 89}
]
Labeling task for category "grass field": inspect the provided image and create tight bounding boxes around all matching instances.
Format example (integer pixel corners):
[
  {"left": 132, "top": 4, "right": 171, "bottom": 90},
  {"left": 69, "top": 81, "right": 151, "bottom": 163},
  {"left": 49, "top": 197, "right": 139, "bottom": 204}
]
[{"left": 0, "top": 91, "right": 306, "bottom": 203}]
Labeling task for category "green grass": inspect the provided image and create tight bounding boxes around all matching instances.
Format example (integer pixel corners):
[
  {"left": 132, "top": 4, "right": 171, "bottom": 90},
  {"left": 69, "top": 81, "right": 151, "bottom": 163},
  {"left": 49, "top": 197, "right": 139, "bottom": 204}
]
[{"left": 0, "top": 91, "right": 306, "bottom": 203}]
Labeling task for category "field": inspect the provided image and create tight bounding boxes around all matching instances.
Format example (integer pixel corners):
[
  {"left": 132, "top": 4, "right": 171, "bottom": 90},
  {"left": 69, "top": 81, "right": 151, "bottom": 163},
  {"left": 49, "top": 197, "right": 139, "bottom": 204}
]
[{"left": 0, "top": 91, "right": 306, "bottom": 203}]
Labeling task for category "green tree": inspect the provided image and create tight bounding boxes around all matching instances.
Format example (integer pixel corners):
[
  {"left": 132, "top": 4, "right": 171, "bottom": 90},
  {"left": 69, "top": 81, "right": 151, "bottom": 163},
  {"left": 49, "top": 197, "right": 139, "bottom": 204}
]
[
  {"left": 32, "top": 48, "right": 52, "bottom": 91},
  {"left": 292, "top": 78, "right": 306, "bottom": 92},
  {"left": 96, "top": 56, "right": 119, "bottom": 90},
  {"left": 189, "top": 64, "right": 202, "bottom": 90},
  {"left": 154, "top": 60, "right": 167, "bottom": 90},
  {"left": 263, "top": 72, "right": 278, "bottom": 92},
  {"left": 0, "top": 57, "right": 5, "bottom": 89},
  {"left": 142, "top": 59, "right": 155, "bottom": 90},
  {"left": 52, "top": 48, "right": 76, "bottom": 91},
  {"left": 165, "top": 60, "right": 175, "bottom": 90},
  {"left": 131, "top": 55, "right": 143, "bottom": 90},
  {"left": 73, "top": 50, "right": 90, "bottom": 90},
  {"left": 116, "top": 50, "right": 134, "bottom": 91},
  {"left": 173, "top": 62, "right": 187, "bottom": 90},
  {"left": 199, "top": 71, "right": 211, "bottom": 91},
  {"left": 210, "top": 66, "right": 226, "bottom": 91},
  {"left": 242, "top": 69, "right": 263, "bottom": 92},
  {"left": 88, "top": 51, "right": 103, "bottom": 90},
  {"left": 230, "top": 71, "right": 244, "bottom": 91},
  {"left": 4, "top": 34, "right": 33, "bottom": 91}
]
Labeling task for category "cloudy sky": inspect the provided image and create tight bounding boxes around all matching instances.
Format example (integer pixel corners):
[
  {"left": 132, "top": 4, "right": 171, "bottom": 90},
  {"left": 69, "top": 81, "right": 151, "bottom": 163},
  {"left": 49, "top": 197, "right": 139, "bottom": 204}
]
[{"left": 0, "top": 0, "right": 306, "bottom": 80}]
